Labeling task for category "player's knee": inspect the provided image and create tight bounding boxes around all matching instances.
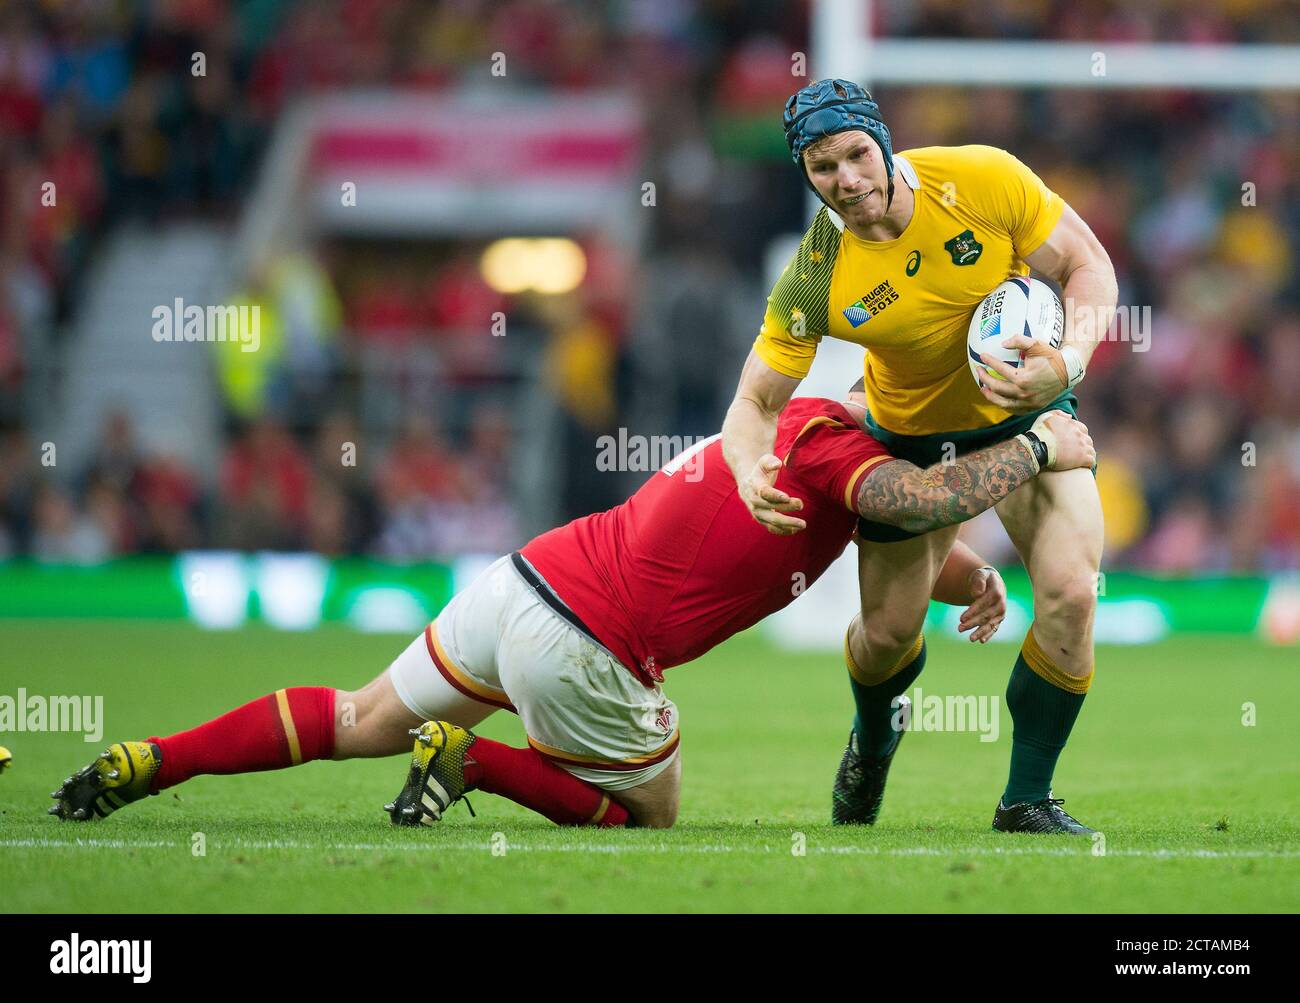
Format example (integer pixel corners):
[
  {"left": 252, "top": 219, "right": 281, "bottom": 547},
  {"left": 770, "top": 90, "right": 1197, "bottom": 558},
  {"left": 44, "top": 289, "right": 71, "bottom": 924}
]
[
  {"left": 630, "top": 799, "right": 678, "bottom": 829},
  {"left": 1035, "top": 575, "right": 1097, "bottom": 633},
  {"left": 616, "top": 756, "right": 680, "bottom": 828},
  {"left": 859, "top": 614, "right": 925, "bottom": 663}
]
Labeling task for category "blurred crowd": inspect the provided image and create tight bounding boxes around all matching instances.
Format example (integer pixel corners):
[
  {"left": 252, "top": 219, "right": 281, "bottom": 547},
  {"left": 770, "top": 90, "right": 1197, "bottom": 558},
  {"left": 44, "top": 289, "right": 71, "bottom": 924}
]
[
  {"left": 0, "top": 404, "right": 518, "bottom": 560},
  {"left": 1, "top": 0, "right": 1298, "bottom": 571}
]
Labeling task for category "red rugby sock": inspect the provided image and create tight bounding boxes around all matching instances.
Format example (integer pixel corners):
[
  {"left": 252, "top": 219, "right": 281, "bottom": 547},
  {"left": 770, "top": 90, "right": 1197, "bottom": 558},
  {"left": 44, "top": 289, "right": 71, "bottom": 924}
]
[
  {"left": 149, "top": 687, "right": 336, "bottom": 792},
  {"left": 463, "top": 737, "right": 630, "bottom": 827}
]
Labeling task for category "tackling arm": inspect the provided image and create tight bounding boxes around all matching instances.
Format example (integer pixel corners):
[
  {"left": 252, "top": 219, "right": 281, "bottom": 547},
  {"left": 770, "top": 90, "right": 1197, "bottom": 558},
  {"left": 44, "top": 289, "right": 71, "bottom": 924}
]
[
  {"left": 855, "top": 409, "right": 1095, "bottom": 535},
  {"left": 931, "top": 539, "right": 993, "bottom": 605},
  {"left": 855, "top": 438, "right": 1040, "bottom": 537},
  {"left": 930, "top": 539, "right": 1008, "bottom": 644}
]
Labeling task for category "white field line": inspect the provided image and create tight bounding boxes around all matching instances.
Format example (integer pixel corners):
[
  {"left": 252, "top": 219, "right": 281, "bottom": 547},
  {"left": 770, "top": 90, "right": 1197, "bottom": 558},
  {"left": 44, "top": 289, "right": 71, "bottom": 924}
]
[{"left": 2, "top": 837, "right": 1298, "bottom": 860}]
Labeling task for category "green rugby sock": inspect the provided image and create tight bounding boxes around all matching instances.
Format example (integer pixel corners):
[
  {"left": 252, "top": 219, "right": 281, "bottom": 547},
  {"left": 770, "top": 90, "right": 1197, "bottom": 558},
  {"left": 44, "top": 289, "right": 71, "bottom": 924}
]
[
  {"left": 848, "top": 635, "right": 927, "bottom": 759},
  {"left": 1002, "top": 629, "right": 1090, "bottom": 805}
]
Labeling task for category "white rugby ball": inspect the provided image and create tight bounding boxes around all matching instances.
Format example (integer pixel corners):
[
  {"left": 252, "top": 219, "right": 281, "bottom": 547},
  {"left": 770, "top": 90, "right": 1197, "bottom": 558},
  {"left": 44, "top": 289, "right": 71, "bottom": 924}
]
[{"left": 967, "top": 277, "right": 1064, "bottom": 388}]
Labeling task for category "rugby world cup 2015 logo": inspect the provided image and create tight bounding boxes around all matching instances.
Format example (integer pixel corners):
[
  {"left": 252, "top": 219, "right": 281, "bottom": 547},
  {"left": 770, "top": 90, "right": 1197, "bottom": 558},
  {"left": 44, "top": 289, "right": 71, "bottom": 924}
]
[
  {"left": 945, "top": 229, "right": 983, "bottom": 266},
  {"left": 842, "top": 300, "right": 872, "bottom": 328},
  {"left": 978, "top": 290, "right": 1006, "bottom": 340}
]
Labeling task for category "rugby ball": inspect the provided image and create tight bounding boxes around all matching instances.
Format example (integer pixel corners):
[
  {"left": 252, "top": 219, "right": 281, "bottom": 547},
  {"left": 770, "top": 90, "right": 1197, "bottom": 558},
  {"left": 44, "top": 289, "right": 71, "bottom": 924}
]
[{"left": 967, "top": 277, "right": 1064, "bottom": 387}]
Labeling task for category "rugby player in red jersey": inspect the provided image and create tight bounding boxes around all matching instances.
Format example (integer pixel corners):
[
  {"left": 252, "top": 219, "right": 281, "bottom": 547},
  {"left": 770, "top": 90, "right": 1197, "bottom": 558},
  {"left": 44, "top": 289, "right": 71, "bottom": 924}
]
[{"left": 48, "top": 392, "right": 1093, "bottom": 829}]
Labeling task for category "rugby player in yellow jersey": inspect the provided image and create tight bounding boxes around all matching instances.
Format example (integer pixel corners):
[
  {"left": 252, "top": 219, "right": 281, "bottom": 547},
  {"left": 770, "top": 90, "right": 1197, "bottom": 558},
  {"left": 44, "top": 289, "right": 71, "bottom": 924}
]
[{"left": 721, "top": 80, "right": 1118, "bottom": 834}]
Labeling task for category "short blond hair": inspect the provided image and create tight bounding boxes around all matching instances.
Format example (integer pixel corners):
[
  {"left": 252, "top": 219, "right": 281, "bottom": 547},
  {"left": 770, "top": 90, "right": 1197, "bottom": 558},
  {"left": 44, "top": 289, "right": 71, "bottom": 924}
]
[{"left": 805, "top": 129, "right": 873, "bottom": 157}]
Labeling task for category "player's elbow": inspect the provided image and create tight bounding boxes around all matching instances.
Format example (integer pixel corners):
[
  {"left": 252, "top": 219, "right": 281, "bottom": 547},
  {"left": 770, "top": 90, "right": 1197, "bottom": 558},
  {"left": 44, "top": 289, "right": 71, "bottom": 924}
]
[
  {"left": 731, "top": 391, "right": 781, "bottom": 423},
  {"left": 1089, "top": 245, "right": 1119, "bottom": 302},
  {"left": 1101, "top": 260, "right": 1119, "bottom": 307},
  {"left": 731, "top": 351, "right": 800, "bottom": 420},
  {"left": 1070, "top": 241, "right": 1118, "bottom": 307}
]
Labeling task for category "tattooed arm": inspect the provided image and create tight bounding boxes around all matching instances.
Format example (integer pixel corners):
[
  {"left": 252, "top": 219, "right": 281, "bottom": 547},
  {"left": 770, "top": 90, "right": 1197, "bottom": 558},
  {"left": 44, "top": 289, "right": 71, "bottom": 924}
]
[
  {"left": 855, "top": 410, "right": 1096, "bottom": 533},
  {"left": 856, "top": 439, "right": 1039, "bottom": 535}
]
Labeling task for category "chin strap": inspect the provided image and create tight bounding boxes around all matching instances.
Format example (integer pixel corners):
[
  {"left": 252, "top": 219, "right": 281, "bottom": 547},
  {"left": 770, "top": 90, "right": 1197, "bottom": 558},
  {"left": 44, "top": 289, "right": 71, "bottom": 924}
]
[{"left": 885, "top": 177, "right": 895, "bottom": 211}]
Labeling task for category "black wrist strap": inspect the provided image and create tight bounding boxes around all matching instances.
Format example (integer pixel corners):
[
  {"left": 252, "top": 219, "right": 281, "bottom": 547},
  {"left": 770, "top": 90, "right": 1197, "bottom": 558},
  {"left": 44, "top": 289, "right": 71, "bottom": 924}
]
[{"left": 1021, "top": 431, "right": 1049, "bottom": 470}]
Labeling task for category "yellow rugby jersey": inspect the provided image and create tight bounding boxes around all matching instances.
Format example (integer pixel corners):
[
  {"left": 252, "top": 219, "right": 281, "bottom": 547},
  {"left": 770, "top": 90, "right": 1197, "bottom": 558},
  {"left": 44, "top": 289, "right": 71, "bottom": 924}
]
[{"left": 754, "top": 145, "right": 1064, "bottom": 435}]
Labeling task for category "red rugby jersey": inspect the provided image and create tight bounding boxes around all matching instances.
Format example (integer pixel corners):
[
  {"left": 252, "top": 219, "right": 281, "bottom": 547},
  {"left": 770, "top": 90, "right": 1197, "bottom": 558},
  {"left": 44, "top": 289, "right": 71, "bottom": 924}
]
[{"left": 519, "top": 398, "right": 893, "bottom": 687}]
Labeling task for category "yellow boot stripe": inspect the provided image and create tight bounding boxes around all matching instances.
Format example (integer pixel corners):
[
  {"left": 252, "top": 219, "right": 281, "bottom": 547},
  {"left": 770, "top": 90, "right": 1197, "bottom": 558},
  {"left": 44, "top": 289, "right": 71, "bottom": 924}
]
[
  {"left": 1021, "top": 627, "right": 1093, "bottom": 695},
  {"left": 274, "top": 689, "right": 304, "bottom": 765}
]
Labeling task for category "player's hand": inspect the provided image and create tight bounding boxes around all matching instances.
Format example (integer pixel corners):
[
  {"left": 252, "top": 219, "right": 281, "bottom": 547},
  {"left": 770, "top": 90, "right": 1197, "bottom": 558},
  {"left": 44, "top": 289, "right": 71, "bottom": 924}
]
[
  {"left": 958, "top": 566, "right": 1006, "bottom": 643},
  {"left": 739, "top": 454, "right": 806, "bottom": 535},
  {"left": 978, "top": 335, "right": 1069, "bottom": 415},
  {"left": 1034, "top": 410, "right": 1095, "bottom": 471}
]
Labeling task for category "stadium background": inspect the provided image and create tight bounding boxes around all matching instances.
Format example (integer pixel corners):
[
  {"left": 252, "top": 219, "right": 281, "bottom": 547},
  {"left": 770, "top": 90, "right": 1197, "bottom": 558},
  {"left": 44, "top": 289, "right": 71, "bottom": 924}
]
[
  {"left": 2, "top": 0, "right": 1298, "bottom": 583},
  {"left": 0, "top": 0, "right": 1298, "bottom": 916}
]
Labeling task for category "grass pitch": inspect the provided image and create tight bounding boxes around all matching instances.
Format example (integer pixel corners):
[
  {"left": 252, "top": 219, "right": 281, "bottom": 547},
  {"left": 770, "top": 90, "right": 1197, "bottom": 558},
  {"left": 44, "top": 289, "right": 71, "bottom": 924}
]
[{"left": 1, "top": 621, "right": 1297, "bottom": 913}]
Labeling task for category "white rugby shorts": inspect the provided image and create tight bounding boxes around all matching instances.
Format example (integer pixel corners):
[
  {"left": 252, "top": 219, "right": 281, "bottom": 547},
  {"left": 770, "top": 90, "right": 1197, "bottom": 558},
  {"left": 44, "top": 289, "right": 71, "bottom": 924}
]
[{"left": 388, "top": 554, "right": 679, "bottom": 791}]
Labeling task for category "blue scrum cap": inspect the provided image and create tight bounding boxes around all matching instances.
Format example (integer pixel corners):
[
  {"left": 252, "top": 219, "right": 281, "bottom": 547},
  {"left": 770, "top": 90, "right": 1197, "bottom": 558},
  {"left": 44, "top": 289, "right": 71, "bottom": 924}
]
[{"left": 783, "top": 78, "right": 894, "bottom": 184}]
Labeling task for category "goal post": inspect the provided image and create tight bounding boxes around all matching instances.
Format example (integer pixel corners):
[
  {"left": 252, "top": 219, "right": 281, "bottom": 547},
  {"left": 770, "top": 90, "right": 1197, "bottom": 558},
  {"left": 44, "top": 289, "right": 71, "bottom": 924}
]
[{"left": 812, "top": 0, "right": 1300, "bottom": 90}]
